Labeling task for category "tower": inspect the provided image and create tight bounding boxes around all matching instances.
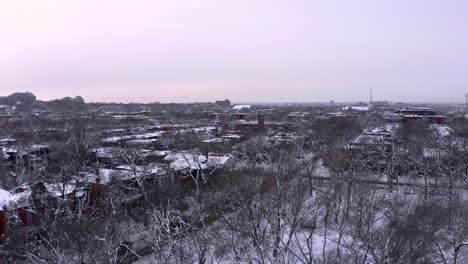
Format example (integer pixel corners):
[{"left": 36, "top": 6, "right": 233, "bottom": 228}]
[
  {"left": 465, "top": 94, "right": 468, "bottom": 107},
  {"left": 370, "top": 89, "right": 373, "bottom": 105}
]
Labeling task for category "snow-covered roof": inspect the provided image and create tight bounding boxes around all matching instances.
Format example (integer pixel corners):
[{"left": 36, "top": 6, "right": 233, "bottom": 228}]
[
  {"left": 102, "top": 131, "right": 165, "bottom": 143},
  {"left": 327, "top": 111, "right": 347, "bottom": 117},
  {"left": 341, "top": 105, "right": 372, "bottom": 111},
  {"left": 423, "top": 148, "right": 448, "bottom": 158},
  {"left": 192, "top": 126, "right": 216, "bottom": 132},
  {"left": 164, "top": 153, "right": 207, "bottom": 171},
  {"left": 116, "top": 164, "right": 165, "bottom": 174},
  {"left": 29, "top": 144, "right": 49, "bottom": 150},
  {"left": 206, "top": 154, "right": 233, "bottom": 168},
  {"left": 2, "top": 147, "right": 28, "bottom": 156},
  {"left": 288, "top": 112, "right": 311, "bottom": 117},
  {"left": 170, "top": 158, "right": 208, "bottom": 172},
  {"left": 0, "top": 189, "right": 12, "bottom": 209},
  {"left": 94, "top": 147, "right": 121, "bottom": 158},
  {"left": 223, "top": 134, "right": 242, "bottom": 139},
  {"left": 353, "top": 134, "right": 386, "bottom": 145},
  {"left": 164, "top": 152, "right": 233, "bottom": 172},
  {"left": 202, "top": 138, "right": 224, "bottom": 143},
  {"left": 362, "top": 124, "right": 399, "bottom": 138},
  {"left": 0, "top": 189, "right": 31, "bottom": 210},
  {"left": 430, "top": 124, "right": 452, "bottom": 138},
  {"left": 103, "top": 128, "right": 127, "bottom": 133},
  {"left": 111, "top": 163, "right": 167, "bottom": 180},
  {"left": 45, "top": 183, "right": 79, "bottom": 197},
  {"left": 233, "top": 104, "right": 251, "bottom": 110},
  {"left": 0, "top": 138, "right": 16, "bottom": 143},
  {"left": 152, "top": 150, "right": 171, "bottom": 157},
  {"left": 126, "top": 138, "right": 159, "bottom": 145}
]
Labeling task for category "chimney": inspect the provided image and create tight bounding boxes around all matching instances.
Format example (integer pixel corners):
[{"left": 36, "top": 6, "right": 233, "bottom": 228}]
[
  {"left": 95, "top": 167, "right": 101, "bottom": 184},
  {"left": 258, "top": 115, "right": 265, "bottom": 129}
]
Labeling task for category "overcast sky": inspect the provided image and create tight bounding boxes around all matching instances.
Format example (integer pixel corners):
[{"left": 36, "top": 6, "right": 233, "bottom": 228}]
[{"left": 1, "top": 0, "right": 467, "bottom": 103}]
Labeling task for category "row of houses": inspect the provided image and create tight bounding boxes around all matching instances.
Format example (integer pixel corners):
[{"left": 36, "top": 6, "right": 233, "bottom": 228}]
[
  {"left": 350, "top": 119, "right": 457, "bottom": 175},
  {"left": 0, "top": 147, "right": 235, "bottom": 239}
]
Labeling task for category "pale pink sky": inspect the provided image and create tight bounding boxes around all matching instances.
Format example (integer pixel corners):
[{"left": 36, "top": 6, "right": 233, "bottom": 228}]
[{"left": 1, "top": 0, "right": 467, "bottom": 103}]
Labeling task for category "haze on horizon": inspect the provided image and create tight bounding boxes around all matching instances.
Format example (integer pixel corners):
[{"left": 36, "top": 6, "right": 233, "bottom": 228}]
[{"left": 1, "top": 0, "right": 467, "bottom": 103}]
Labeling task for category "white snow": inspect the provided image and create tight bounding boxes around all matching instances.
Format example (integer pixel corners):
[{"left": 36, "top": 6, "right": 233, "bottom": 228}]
[
  {"left": 0, "top": 189, "right": 12, "bottom": 209},
  {"left": 152, "top": 150, "right": 171, "bottom": 157},
  {"left": 0, "top": 189, "right": 31, "bottom": 210},
  {"left": 202, "top": 138, "right": 224, "bottom": 143},
  {"left": 223, "top": 134, "right": 242, "bottom": 139},
  {"left": 232, "top": 104, "right": 251, "bottom": 110},
  {"left": 45, "top": 183, "right": 77, "bottom": 197},
  {"left": 164, "top": 152, "right": 232, "bottom": 172},
  {"left": 430, "top": 124, "right": 452, "bottom": 137},
  {"left": 168, "top": 154, "right": 208, "bottom": 172},
  {"left": 102, "top": 131, "right": 165, "bottom": 143},
  {"left": 341, "top": 105, "right": 372, "bottom": 111}
]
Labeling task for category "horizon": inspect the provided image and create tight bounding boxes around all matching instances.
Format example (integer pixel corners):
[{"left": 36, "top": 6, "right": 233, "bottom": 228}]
[
  {"left": 2, "top": 90, "right": 466, "bottom": 106},
  {"left": 1, "top": 0, "right": 468, "bottom": 103}
]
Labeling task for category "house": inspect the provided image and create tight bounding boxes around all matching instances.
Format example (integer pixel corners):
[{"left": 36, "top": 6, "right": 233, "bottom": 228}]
[
  {"left": 225, "top": 115, "right": 287, "bottom": 132},
  {"left": 163, "top": 152, "right": 234, "bottom": 176},
  {"left": 101, "top": 131, "right": 165, "bottom": 147},
  {"left": 0, "top": 115, "right": 16, "bottom": 127},
  {"left": 350, "top": 124, "right": 400, "bottom": 172},
  {"left": 288, "top": 112, "right": 311, "bottom": 122},
  {"left": 0, "top": 188, "right": 31, "bottom": 239},
  {"left": 0, "top": 144, "right": 50, "bottom": 174}
]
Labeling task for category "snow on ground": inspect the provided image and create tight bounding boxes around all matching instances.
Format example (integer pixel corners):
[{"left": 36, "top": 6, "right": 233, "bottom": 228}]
[{"left": 128, "top": 179, "right": 456, "bottom": 264}]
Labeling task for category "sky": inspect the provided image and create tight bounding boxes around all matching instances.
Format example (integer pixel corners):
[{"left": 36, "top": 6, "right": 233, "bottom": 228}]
[{"left": 0, "top": 0, "right": 467, "bottom": 103}]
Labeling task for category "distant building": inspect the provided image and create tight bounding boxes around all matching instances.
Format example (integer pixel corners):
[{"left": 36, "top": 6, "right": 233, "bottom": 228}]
[
  {"left": 225, "top": 114, "right": 286, "bottom": 131},
  {"left": 395, "top": 107, "right": 436, "bottom": 116},
  {"left": 215, "top": 99, "right": 231, "bottom": 107},
  {"left": 341, "top": 105, "right": 372, "bottom": 112},
  {"left": 371, "top": 101, "right": 390, "bottom": 108},
  {"left": 395, "top": 108, "right": 446, "bottom": 124},
  {"left": 288, "top": 112, "right": 311, "bottom": 122}
]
